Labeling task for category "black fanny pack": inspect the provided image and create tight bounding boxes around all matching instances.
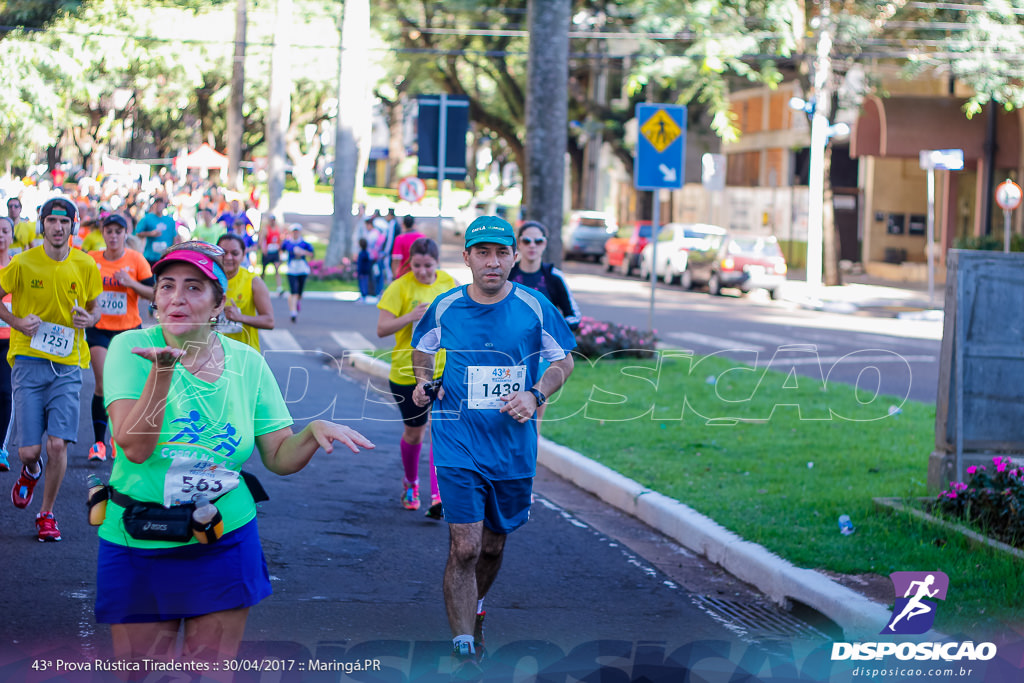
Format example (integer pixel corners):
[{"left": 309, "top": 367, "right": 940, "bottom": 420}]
[
  {"left": 121, "top": 501, "right": 195, "bottom": 542},
  {"left": 109, "top": 470, "right": 268, "bottom": 543},
  {"left": 110, "top": 488, "right": 193, "bottom": 542}
]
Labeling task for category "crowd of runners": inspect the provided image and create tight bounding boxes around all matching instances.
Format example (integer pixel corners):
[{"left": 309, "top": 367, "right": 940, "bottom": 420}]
[{"left": 1, "top": 170, "right": 584, "bottom": 680}]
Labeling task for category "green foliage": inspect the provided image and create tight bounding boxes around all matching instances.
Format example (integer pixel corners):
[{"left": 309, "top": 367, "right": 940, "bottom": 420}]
[
  {"left": 0, "top": 35, "right": 84, "bottom": 164},
  {"left": 0, "top": 0, "right": 84, "bottom": 37},
  {"left": 635, "top": 0, "right": 798, "bottom": 142},
  {"left": 0, "top": 0, "right": 340, "bottom": 168},
  {"left": 937, "top": 457, "right": 1024, "bottom": 547},
  {"left": 952, "top": 234, "right": 1024, "bottom": 252}
]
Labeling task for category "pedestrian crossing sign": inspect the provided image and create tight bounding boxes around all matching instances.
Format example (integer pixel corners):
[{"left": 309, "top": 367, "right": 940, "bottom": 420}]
[
  {"left": 635, "top": 103, "right": 686, "bottom": 191},
  {"left": 640, "top": 109, "right": 682, "bottom": 154}
]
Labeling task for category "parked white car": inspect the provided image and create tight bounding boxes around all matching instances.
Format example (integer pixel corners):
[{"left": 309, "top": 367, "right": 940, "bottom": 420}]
[{"left": 639, "top": 223, "right": 727, "bottom": 286}]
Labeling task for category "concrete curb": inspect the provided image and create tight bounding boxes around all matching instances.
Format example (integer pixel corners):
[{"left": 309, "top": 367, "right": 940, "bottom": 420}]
[
  {"left": 349, "top": 351, "right": 391, "bottom": 377},
  {"left": 345, "top": 350, "right": 891, "bottom": 638}
]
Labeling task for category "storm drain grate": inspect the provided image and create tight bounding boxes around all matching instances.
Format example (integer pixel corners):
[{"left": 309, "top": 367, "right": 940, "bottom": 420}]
[{"left": 691, "top": 596, "right": 833, "bottom": 642}]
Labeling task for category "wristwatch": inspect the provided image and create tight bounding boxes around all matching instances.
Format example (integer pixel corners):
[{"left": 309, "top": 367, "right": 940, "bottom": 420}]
[{"left": 527, "top": 387, "right": 547, "bottom": 407}]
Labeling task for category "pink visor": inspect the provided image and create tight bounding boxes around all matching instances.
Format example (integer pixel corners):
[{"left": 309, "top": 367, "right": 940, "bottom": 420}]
[{"left": 153, "top": 248, "right": 228, "bottom": 292}]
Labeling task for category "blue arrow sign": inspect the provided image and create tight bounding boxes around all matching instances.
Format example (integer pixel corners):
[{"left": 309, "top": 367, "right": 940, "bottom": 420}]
[{"left": 635, "top": 103, "right": 687, "bottom": 191}]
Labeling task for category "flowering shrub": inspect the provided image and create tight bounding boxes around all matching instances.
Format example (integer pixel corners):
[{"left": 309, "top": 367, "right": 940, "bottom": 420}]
[
  {"left": 573, "top": 316, "right": 658, "bottom": 360},
  {"left": 935, "top": 456, "right": 1024, "bottom": 547},
  {"left": 309, "top": 258, "right": 357, "bottom": 281}
]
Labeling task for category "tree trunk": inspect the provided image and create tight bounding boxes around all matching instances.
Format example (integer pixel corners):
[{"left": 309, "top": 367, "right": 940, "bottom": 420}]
[
  {"left": 385, "top": 97, "right": 404, "bottom": 188},
  {"left": 286, "top": 133, "right": 320, "bottom": 195},
  {"left": 525, "top": 0, "right": 570, "bottom": 266},
  {"left": 266, "top": 0, "right": 292, "bottom": 218},
  {"left": 327, "top": 0, "right": 370, "bottom": 266},
  {"left": 822, "top": 143, "right": 841, "bottom": 286},
  {"left": 227, "top": 0, "right": 247, "bottom": 190}
]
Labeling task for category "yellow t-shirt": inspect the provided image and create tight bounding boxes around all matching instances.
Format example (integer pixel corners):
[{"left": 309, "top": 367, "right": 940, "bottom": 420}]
[
  {"left": 11, "top": 221, "right": 37, "bottom": 255},
  {"left": 81, "top": 230, "right": 105, "bottom": 253},
  {"left": 0, "top": 246, "right": 103, "bottom": 367},
  {"left": 224, "top": 268, "right": 260, "bottom": 350},
  {"left": 377, "top": 270, "right": 455, "bottom": 385}
]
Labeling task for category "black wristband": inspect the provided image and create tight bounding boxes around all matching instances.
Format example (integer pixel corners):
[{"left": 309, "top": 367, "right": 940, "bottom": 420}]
[{"left": 528, "top": 387, "right": 546, "bottom": 406}]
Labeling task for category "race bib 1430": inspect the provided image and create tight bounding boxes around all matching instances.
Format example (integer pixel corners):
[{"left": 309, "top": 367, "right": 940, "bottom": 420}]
[{"left": 466, "top": 365, "right": 527, "bottom": 410}]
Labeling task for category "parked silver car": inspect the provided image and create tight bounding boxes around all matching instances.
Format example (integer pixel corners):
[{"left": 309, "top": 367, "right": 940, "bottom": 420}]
[{"left": 563, "top": 210, "right": 616, "bottom": 261}]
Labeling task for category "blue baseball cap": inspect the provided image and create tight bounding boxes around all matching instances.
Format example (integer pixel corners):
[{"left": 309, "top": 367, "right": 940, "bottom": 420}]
[
  {"left": 464, "top": 215, "right": 516, "bottom": 250},
  {"left": 102, "top": 214, "right": 128, "bottom": 230}
]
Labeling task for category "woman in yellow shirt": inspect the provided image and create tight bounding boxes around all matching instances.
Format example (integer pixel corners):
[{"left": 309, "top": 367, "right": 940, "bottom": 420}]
[
  {"left": 216, "top": 233, "right": 275, "bottom": 349},
  {"left": 376, "top": 238, "right": 456, "bottom": 516}
]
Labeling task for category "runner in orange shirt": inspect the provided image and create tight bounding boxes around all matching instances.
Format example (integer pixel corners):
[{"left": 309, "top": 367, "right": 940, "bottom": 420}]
[{"left": 86, "top": 214, "right": 155, "bottom": 461}]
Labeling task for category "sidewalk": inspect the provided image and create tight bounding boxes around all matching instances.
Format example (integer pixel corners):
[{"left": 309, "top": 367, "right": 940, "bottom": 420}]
[
  {"left": 779, "top": 269, "right": 944, "bottom": 321},
  {"left": 346, "top": 351, "right": 892, "bottom": 639}
]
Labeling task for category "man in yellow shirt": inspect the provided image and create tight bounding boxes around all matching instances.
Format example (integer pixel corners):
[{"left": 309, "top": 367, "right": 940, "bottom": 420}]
[
  {"left": 6, "top": 197, "right": 36, "bottom": 255},
  {"left": 0, "top": 196, "right": 102, "bottom": 542}
]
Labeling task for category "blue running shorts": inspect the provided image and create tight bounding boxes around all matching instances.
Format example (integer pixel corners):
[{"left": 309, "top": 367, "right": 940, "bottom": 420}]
[
  {"left": 95, "top": 519, "right": 271, "bottom": 624},
  {"left": 435, "top": 466, "right": 533, "bottom": 534}
]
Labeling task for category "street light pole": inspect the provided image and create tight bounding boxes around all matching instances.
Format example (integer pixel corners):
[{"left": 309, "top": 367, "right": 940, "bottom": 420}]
[{"left": 805, "top": 4, "right": 832, "bottom": 290}]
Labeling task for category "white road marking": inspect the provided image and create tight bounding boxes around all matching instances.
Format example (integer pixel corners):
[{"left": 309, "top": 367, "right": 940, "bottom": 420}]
[
  {"left": 666, "top": 331, "right": 764, "bottom": 352},
  {"left": 260, "top": 329, "right": 302, "bottom": 351},
  {"left": 732, "top": 330, "right": 834, "bottom": 350},
  {"left": 331, "top": 331, "right": 377, "bottom": 351}
]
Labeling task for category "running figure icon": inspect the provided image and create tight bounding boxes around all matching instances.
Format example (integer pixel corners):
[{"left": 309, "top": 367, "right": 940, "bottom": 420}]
[{"left": 887, "top": 574, "right": 939, "bottom": 632}]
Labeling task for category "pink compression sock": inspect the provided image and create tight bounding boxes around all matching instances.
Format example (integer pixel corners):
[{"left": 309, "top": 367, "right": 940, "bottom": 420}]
[{"left": 400, "top": 439, "right": 421, "bottom": 485}]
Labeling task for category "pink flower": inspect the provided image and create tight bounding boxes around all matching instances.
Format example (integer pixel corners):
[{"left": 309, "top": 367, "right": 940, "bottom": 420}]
[
  {"left": 997, "top": 460, "right": 1007, "bottom": 473},
  {"left": 967, "top": 466, "right": 978, "bottom": 475},
  {"left": 595, "top": 336, "right": 606, "bottom": 344},
  {"left": 946, "top": 491, "right": 958, "bottom": 499}
]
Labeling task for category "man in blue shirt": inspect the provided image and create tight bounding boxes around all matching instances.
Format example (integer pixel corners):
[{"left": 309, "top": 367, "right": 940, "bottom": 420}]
[
  {"left": 216, "top": 199, "right": 254, "bottom": 235},
  {"left": 133, "top": 196, "right": 177, "bottom": 266},
  {"left": 411, "top": 215, "right": 575, "bottom": 675}
]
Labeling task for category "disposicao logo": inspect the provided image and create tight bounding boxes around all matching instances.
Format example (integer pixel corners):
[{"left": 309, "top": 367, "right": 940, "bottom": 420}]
[
  {"left": 831, "top": 570, "right": 998, "bottom": 663},
  {"left": 883, "top": 571, "right": 948, "bottom": 635}
]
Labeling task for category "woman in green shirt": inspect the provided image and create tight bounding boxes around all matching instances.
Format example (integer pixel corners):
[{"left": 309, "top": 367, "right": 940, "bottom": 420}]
[{"left": 95, "top": 241, "right": 373, "bottom": 668}]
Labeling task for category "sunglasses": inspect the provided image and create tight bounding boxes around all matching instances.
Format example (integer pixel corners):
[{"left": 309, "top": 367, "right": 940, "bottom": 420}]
[
  {"left": 166, "top": 240, "right": 225, "bottom": 257},
  {"left": 520, "top": 237, "right": 546, "bottom": 245}
]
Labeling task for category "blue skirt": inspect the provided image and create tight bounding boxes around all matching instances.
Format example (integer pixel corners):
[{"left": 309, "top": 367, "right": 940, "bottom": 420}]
[{"left": 95, "top": 519, "right": 272, "bottom": 624}]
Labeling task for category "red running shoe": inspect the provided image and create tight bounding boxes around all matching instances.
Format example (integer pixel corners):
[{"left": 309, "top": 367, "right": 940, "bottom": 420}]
[
  {"left": 36, "top": 511, "right": 62, "bottom": 542},
  {"left": 12, "top": 466, "right": 39, "bottom": 509}
]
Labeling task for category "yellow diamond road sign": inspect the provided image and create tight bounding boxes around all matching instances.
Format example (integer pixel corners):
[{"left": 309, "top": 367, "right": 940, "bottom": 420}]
[{"left": 640, "top": 109, "right": 682, "bottom": 154}]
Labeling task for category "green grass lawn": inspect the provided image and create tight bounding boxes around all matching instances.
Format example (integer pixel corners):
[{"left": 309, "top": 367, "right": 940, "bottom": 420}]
[{"left": 540, "top": 352, "right": 1023, "bottom": 636}]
